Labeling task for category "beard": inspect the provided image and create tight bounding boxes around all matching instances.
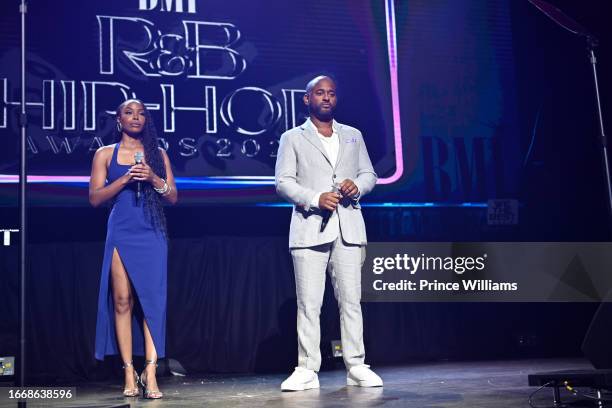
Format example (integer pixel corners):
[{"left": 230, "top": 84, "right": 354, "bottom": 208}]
[{"left": 310, "top": 104, "right": 335, "bottom": 121}]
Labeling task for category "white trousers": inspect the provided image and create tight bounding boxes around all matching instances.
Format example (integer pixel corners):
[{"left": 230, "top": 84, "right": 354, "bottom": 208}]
[{"left": 291, "top": 235, "right": 366, "bottom": 371}]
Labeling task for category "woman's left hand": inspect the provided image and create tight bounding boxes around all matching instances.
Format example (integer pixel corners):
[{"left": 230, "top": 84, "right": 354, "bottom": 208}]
[{"left": 129, "top": 163, "right": 156, "bottom": 184}]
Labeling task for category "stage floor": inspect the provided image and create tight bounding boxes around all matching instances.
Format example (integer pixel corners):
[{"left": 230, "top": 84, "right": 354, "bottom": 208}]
[{"left": 8, "top": 358, "right": 597, "bottom": 408}]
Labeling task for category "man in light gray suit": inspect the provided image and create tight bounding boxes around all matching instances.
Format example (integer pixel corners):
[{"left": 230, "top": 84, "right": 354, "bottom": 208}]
[{"left": 275, "top": 76, "right": 383, "bottom": 391}]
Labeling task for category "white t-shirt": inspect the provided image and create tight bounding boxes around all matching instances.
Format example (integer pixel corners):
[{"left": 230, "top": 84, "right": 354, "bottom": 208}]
[{"left": 309, "top": 121, "right": 339, "bottom": 209}]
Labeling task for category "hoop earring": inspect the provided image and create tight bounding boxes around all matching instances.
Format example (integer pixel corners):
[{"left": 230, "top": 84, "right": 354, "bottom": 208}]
[{"left": 116, "top": 122, "right": 122, "bottom": 132}]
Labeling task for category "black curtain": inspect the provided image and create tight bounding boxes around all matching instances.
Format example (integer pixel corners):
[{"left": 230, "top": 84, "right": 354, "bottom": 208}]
[{"left": 0, "top": 233, "right": 597, "bottom": 383}]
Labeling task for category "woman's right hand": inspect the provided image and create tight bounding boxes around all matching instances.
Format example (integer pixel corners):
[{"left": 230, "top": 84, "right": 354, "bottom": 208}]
[
  {"left": 122, "top": 168, "right": 136, "bottom": 185},
  {"left": 90, "top": 146, "right": 137, "bottom": 207}
]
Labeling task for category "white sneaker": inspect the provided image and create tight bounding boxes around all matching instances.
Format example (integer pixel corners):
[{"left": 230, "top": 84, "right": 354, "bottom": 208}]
[
  {"left": 281, "top": 367, "right": 320, "bottom": 391},
  {"left": 347, "top": 364, "right": 383, "bottom": 387}
]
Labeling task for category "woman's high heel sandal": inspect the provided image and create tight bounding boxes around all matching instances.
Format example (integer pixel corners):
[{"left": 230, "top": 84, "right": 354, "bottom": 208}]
[
  {"left": 139, "top": 359, "right": 163, "bottom": 399},
  {"left": 122, "top": 361, "right": 140, "bottom": 397}
]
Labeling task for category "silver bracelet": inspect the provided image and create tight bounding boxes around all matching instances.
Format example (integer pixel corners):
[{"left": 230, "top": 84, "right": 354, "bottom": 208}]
[{"left": 153, "top": 178, "right": 169, "bottom": 195}]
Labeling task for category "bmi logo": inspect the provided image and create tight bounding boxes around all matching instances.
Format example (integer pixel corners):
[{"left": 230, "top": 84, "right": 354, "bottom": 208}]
[
  {"left": 487, "top": 199, "right": 518, "bottom": 226},
  {"left": 139, "top": 0, "right": 196, "bottom": 13}
]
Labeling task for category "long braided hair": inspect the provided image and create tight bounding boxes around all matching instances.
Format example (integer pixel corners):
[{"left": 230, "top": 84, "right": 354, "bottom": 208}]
[{"left": 116, "top": 99, "right": 167, "bottom": 235}]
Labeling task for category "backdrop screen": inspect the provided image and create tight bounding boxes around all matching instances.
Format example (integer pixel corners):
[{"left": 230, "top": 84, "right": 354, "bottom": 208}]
[{"left": 0, "top": 0, "right": 519, "bottom": 206}]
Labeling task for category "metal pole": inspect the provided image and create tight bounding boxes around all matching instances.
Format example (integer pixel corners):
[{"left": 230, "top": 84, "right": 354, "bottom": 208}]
[
  {"left": 587, "top": 41, "right": 612, "bottom": 227},
  {"left": 18, "top": 1, "right": 28, "bottom": 406},
  {"left": 526, "top": 1, "right": 612, "bottom": 234}
]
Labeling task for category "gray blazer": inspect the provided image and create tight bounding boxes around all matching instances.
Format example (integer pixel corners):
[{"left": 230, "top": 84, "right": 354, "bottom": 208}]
[{"left": 275, "top": 118, "right": 378, "bottom": 248}]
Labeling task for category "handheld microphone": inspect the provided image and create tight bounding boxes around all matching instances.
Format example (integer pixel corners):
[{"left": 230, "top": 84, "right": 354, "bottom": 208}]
[
  {"left": 134, "top": 151, "right": 144, "bottom": 200},
  {"left": 320, "top": 184, "right": 341, "bottom": 232},
  {"left": 320, "top": 210, "right": 332, "bottom": 232}
]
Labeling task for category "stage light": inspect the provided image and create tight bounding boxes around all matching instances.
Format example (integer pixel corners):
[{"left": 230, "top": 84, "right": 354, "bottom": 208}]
[{"left": 0, "top": 357, "right": 14, "bottom": 377}]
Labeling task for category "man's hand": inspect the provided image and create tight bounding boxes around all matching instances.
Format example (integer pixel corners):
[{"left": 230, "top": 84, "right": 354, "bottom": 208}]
[
  {"left": 319, "top": 192, "right": 342, "bottom": 211},
  {"left": 339, "top": 179, "right": 359, "bottom": 198}
]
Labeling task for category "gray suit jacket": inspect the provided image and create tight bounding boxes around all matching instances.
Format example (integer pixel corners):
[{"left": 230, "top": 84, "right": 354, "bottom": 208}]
[{"left": 275, "top": 118, "right": 377, "bottom": 248}]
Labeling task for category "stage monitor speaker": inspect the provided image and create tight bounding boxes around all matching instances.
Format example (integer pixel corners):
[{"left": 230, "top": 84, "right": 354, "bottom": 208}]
[{"left": 582, "top": 299, "right": 612, "bottom": 369}]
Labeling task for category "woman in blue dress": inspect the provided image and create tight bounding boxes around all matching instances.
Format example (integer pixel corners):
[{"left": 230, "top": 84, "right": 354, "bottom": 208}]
[{"left": 89, "top": 99, "right": 177, "bottom": 399}]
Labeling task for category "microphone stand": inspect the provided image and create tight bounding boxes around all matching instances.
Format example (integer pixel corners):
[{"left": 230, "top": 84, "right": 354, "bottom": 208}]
[
  {"left": 18, "top": 1, "right": 28, "bottom": 404},
  {"left": 585, "top": 35, "right": 612, "bottom": 221},
  {"left": 528, "top": 0, "right": 612, "bottom": 231}
]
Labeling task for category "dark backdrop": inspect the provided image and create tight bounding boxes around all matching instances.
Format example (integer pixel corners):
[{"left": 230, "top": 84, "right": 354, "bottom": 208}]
[
  {"left": 1, "top": 0, "right": 612, "bottom": 382},
  {"left": 0, "top": 206, "right": 601, "bottom": 382}
]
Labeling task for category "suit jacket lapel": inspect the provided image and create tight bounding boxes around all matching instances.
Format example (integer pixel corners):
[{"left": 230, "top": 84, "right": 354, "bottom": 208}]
[{"left": 300, "top": 119, "right": 333, "bottom": 167}]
